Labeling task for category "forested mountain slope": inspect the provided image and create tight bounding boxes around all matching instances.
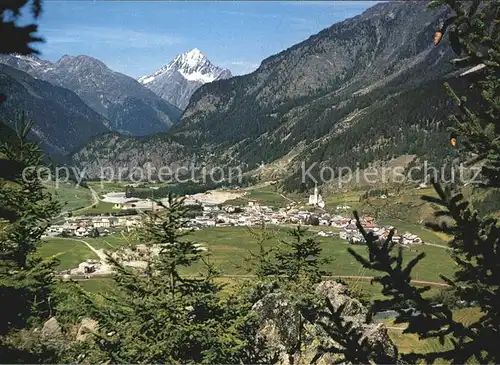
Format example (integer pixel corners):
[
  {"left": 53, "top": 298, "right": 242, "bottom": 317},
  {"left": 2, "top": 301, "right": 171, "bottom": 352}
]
[
  {"left": 0, "top": 64, "right": 109, "bottom": 155},
  {"left": 72, "top": 2, "right": 461, "bottom": 189}
]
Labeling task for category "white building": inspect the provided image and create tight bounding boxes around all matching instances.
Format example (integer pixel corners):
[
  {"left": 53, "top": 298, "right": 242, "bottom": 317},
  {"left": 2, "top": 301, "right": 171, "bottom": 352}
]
[
  {"left": 308, "top": 185, "right": 325, "bottom": 209},
  {"left": 75, "top": 227, "right": 89, "bottom": 237},
  {"left": 93, "top": 218, "right": 111, "bottom": 228}
]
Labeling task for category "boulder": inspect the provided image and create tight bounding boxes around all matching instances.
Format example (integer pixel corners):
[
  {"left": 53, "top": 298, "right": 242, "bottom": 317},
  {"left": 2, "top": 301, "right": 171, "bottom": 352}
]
[
  {"left": 252, "top": 281, "right": 398, "bottom": 364},
  {"left": 76, "top": 317, "right": 99, "bottom": 341},
  {"left": 41, "top": 317, "right": 62, "bottom": 341},
  {"left": 252, "top": 292, "right": 303, "bottom": 364},
  {"left": 315, "top": 281, "right": 398, "bottom": 361}
]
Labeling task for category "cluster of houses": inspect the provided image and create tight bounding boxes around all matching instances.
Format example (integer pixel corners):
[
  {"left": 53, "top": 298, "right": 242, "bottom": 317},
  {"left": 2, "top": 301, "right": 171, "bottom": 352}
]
[
  {"left": 46, "top": 193, "right": 424, "bottom": 247},
  {"left": 339, "top": 218, "right": 423, "bottom": 246},
  {"left": 45, "top": 215, "right": 143, "bottom": 238},
  {"left": 186, "top": 200, "right": 360, "bottom": 229},
  {"left": 183, "top": 200, "right": 425, "bottom": 246}
]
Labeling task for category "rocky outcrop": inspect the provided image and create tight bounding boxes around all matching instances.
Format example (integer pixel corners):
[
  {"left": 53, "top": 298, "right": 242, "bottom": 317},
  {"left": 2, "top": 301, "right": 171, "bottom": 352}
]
[
  {"left": 40, "top": 316, "right": 67, "bottom": 351},
  {"left": 253, "top": 281, "right": 397, "bottom": 364},
  {"left": 76, "top": 317, "right": 99, "bottom": 342},
  {"left": 253, "top": 292, "right": 304, "bottom": 364},
  {"left": 41, "top": 317, "right": 63, "bottom": 341},
  {"left": 315, "top": 281, "right": 398, "bottom": 360}
]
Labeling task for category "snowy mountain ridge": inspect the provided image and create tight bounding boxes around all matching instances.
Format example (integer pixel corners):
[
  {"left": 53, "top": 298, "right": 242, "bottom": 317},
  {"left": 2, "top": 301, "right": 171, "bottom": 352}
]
[{"left": 138, "top": 48, "right": 232, "bottom": 109}]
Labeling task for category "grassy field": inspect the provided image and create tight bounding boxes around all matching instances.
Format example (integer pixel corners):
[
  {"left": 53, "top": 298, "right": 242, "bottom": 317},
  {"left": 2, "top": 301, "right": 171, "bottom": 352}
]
[
  {"left": 322, "top": 186, "right": 442, "bottom": 225},
  {"left": 383, "top": 307, "right": 482, "bottom": 357},
  {"left": 323, "top": 190, "right": 365, "bottom": 211},
  {"left": 77, "top": 277, "right": 117, "bottom": 292},
  {"left": 227, "top": 186, "right": 293, "bottom": 208},
  {"left": 183, "top": 227, "right": 455, "bottom": 281},
  {"left": 74, "top": 275, "right": 444, "bottom": 304},
  {"left": 87, "top": 181, "right": 129, "bottom": 197},
  {"left": 87, "top": 181, "right": 169, "bottom": 197},
  {"left": 88, "top": 233, "right": 139, "bottom": 251},
  {"left": 38, "top": 226, "right": 454, "bottom": 282},
  {"left": 75, "top": 201, "right": 118, "bottom": 215},
  {"left": 45, "top": 182, "right": 94, "bottom": 212},
  {"left": 37, "top": 238, "right": 99, "bottom": 270}
]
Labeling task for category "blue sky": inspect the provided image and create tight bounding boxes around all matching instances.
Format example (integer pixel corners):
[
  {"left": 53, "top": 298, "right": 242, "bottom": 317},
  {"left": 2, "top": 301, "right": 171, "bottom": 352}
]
[{"left": 28, "top": 1, "right": 378, "bottom": 77}]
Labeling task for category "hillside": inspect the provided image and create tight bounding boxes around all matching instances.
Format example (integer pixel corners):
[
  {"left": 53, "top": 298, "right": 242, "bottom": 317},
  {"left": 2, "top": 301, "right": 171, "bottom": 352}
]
[
  {"left": 0, "top": 64, "right": 109, "bottom": 155},
  {"left": 71, "top": 2, "right": 461, "bottom": 189}
]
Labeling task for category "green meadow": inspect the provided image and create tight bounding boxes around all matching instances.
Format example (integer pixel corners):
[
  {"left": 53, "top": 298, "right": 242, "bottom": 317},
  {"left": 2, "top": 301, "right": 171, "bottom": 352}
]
[{"left": 40, "top": 226, "right": 454, "bottom": 282}]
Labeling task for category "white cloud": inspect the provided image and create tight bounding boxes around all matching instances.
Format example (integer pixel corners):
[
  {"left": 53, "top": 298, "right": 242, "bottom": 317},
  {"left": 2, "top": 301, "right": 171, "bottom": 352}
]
[{"left": 43, "top": 26, "right": 185, "bottom": 50}]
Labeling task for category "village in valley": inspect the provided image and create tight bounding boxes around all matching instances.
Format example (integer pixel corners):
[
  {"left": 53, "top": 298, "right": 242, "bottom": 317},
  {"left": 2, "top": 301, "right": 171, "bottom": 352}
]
[{"left": 44, "top": 183, "right": 427, "bottom": 277}]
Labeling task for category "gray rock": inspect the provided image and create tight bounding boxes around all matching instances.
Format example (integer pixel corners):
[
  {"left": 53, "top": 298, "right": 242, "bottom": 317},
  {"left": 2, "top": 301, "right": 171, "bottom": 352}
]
[
  {"left": 252, "top": 292, "right": 303, "bottom": 364},
  {"left": 252, "top": 281, "right": 397, "bottom": 364},
  {"left": 76, "top": 317, "right": 99, "bottom": 342},
  {"left": 315, "top": 281, "right": 398, "bottom": 361},
  {"left": 41, "top": 317, "right": 62, "bottom": 341}
]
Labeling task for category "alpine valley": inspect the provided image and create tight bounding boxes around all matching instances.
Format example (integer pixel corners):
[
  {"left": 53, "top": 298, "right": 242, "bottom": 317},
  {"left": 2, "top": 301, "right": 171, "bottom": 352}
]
[{"left": 2, "top": 2, "right": 463, "bottom": 190}]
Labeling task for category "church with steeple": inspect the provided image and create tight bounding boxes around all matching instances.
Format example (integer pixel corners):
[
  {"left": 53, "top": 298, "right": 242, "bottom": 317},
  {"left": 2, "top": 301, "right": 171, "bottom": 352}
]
[{"left": 308, "top": 184, "right": 325, "bottom": 209}]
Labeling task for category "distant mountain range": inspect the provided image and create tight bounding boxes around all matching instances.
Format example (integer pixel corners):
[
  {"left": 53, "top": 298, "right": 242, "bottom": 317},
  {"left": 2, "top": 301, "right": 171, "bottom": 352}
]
[
  {"left": 0, "top": 53, "right": 182, "bottom": 136},
  {"left": 70, "top": 1, "right": 463, "bottom": 191},
  {"left": 0, "top": 63, "right": 109, "bottom": 155},
  {"left": 1, "top": 1, "right": 467, "bottom": 192},
  {"left": 0, "top": 49, "right": 230, "bottom": 153},
  {"left": 138, "top": 48, "right": 232, "bottom": 110}
]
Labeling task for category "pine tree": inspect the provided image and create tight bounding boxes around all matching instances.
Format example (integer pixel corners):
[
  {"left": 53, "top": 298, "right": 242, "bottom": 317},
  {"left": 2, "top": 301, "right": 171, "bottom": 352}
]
[
  {"left": 0, "top": 112, "right": 61, "bottom": 361},
  {"left": 274, "top": 226, "right": 329, "bottom": 283},
  {"left": 311, "top": 300, "right": 397, "bottom": 364},
  {"left": 244, "top": 225, "right": 337, "bottom": 362},
  {"left": 0, "top": 0, "right": 44, "bottom": 107},
  {"left": 70, "top": 194, "right": 267, "bottom": 364},
  {"left": 348, "top": 0, "right": 500, "bottom": 362},
  {"left": 0, "top": 0, "right": 44, "bottom": 55},
  {"left": 247, "top": 225, "right": 329, "bottom": 283}
]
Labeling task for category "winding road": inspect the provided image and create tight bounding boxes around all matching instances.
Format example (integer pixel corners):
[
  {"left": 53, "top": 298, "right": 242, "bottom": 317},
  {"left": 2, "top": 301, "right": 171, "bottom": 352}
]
[
  {"left": 422, "top": 242, "right": 449, "bottom": 249},
  {"left": 73, "top": 186, "right": 100, "bottom": 213},
  {"left": 50, "top": 236, "right": 106, "bottom": 261},
  {"left": 55, "top": 186, "right": 100, "bottom": 219}
]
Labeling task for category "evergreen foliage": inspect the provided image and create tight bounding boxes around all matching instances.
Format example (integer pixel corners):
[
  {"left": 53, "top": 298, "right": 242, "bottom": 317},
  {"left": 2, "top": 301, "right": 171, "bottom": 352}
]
[
  {"left": 311, "top": 300, "right": 396, "bottom": 364},
  {"left": 246, "top": 225, "right": 329, "bottom": 284},
  {"left": 346, "top": 0, "right": 500, "bottom": 362},
  {"left": 69, "top": 194, "right": 268, "bottom": 364},
  {"left": 244, "top": 225, "right": 334, "bottom": 361},
  {"left": 0, "top": 0, "right": 44, "bottom": 107},
  {"left": 0, "top": 0, "right": 43, "bottom": 55},
  {"left": 0, "top": 112, "right": 61, "bottom": 361}
]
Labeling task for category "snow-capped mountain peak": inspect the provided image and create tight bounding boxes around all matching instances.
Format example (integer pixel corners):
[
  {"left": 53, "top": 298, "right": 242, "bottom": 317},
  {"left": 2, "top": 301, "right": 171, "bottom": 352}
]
[
  {"left": 181, "top": 48, "right": 206, "bottom": 66},
  {"left": 0, "top": 53, "right": 50, "bottom": 74},
  {"left": 138, "top": 48, "right": 232, "bottom": 110}
]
